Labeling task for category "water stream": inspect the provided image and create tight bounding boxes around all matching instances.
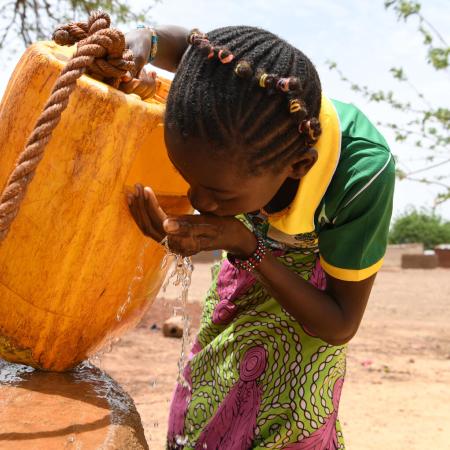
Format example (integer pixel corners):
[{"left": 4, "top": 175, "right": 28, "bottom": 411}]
[
  {"left": 160, "top": 238, "right": 194, "bottom": 387},
  {"left": 88, "top": 240, "right": 151, "bottom": 367}
]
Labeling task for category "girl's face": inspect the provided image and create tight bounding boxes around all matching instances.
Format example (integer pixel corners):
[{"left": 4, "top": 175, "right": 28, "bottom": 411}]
[{"left": 165, "top": 133, "right": 317, "bottom": 216}]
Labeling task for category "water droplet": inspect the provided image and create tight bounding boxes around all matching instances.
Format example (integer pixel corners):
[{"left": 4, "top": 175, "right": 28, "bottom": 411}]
[{"left": 175, "top": 434, "right": 189, "bottom": 445}]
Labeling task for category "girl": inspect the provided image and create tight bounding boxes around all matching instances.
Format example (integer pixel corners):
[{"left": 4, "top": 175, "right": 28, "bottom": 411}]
[{"left": 125, "top": 25, "right": 395, "bottom": 449}]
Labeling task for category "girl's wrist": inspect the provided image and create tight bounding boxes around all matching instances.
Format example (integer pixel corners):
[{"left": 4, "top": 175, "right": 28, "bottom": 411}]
[
  {"left": 226, "top": 222, "right": 258, "bottom": 259},
  {"left": 228, "top": 236, "right": 267, "bottom": 272},
  {"left": 149, "top": 25, "right": 190, "bottom": 72},
  {"left": 136, "top": 26, "right": 158, "bottom": 62}
]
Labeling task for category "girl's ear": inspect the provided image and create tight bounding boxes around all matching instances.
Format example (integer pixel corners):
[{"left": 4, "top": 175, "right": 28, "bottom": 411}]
[{"left": 288, "top": 148, "right": 318, "bottom": 179}]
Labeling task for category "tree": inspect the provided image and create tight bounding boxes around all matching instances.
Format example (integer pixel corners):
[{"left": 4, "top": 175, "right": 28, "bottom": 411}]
[
  {"left": 389, "top": 207, "right": 450, "bottom": 249},
  {"left": 0, "top": 0, "right": 159, "bottom": 50},
  {"left": 327, "top": 0, "right": 450, "bottom": 207}
]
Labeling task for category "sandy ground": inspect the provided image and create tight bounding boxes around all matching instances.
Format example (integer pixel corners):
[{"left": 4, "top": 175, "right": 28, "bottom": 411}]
[{"left": 100, "top": 264, "right": 450, "bottom": 450}]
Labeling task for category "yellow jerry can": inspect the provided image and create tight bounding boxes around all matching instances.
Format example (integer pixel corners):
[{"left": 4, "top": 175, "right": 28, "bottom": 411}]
[{"left": 0, "top": 42, "right": 190, "bottom": 371}]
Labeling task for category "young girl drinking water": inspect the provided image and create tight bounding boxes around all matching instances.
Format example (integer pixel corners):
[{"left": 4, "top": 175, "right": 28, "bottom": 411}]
[{"left": 125, "top": 25, "right": 395, "bottom": 449}]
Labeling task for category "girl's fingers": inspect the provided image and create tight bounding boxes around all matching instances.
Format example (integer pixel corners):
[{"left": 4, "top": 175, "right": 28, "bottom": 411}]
[
  {"left": 128, "top": 194, "right": 148, "bottom": 235},
  {"left": 128, "top": 187, "right": 164, "bottom": 241},
  {"left": 167, "top": 235, "right": 198, "bottom": 257},
  {"left": 119, "top": 69, "right": 157, "bottom": 100},
  {"left": 143, "top": 187, "right": 167, "bottom": 239},
  {"left": 121, "top": 72, "right": 133, "bottom": 83},
  {"left": 128, "top": 192, "right": 144, "bottom": 226},
  {"left": 119, "top": 78, "right": 155, "bottom": 99},
  {"left": 167, "top": 233, "right": 217, "bottom": 257},
  {"left": 134, "top": 79, "right": 157, "bottom": 100},
  {"left": 144, "top": 187, "right": 167, "bottom": 223},
  {"left": 163, "top": 217, "right": 218, "bottom": 238},
  {"left": 162, "top": 215, "right": 237, "bottom": 255},
  {"left": 119, "top": 78, "right": 139, "bottom": 94},
  {"left": 135, "top": 184, "right": 155, "bottom": 233}
]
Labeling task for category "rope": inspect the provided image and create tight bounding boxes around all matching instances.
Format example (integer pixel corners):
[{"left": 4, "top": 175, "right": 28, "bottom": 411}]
[{"left": 0, "top": 10, "right": 136, "bottom": 243}]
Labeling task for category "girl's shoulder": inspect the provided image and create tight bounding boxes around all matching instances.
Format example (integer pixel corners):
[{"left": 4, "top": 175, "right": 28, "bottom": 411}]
[
  {"left": 331, "top": 98, "right": 390, "bottom": 152},
  {"left": 315, "top": 99, "right": 396, "bottom": 281},
  {"left": 323, "top": 98, "right": 395, "bottom": 221}
]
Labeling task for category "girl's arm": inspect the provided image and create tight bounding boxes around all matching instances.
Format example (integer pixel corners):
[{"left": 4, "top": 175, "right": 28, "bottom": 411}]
[
  {"left": 254, "top": 251, "right": 376, "bottom": 345},
  {"left": 218, "top": 221, "right": 375, "bottom": 346},
  {"left": 126, "top": 25, "right": 190, "bottom": 75},
  {"left": 161, "top": 213, "right": 374, "bottom": 346},
  {"left": 153, "top": 25, "right": 190, "bottom": 72}
]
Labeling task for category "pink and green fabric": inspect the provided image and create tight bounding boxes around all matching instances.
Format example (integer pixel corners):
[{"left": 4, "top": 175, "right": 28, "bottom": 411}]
[{"left": 168, "top": 252, "right": 345, "bottom": 449}]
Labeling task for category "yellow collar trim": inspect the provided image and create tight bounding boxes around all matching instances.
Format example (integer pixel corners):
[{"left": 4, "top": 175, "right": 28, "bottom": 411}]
[{"left": 268, "top": 95, "right": 341, "bottom": 235}]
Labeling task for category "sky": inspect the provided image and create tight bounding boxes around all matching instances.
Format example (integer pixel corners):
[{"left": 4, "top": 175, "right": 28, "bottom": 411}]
[{"left": 0, "top": 0, "right": 449, "bottom": 219}]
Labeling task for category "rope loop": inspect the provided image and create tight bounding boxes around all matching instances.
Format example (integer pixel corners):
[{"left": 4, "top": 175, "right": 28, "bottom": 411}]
[{"left": 53, "top": 10, "right": 135, "bottom": 87}]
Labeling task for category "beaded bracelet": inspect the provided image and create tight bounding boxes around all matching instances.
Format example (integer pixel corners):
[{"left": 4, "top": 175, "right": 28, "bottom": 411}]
[
  {"left": 227, "top": 237, "right": 267, "bottom": 272},
  {"left": 136, "top": 25, "right": 159, "bottom": 62}
]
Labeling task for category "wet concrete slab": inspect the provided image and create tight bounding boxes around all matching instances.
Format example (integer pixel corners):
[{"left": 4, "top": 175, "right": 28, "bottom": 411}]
[{"left": 0, "top": 360, "right": 148, "bottom": 449}]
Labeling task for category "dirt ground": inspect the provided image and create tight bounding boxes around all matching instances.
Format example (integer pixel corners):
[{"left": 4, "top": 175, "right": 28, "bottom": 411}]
[{"left": 100, "top": 264, "right": 450, "bottom": 450}]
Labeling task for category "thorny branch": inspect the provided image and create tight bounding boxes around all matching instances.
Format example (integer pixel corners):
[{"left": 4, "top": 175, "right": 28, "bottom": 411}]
[
  {"left": 327, "top": 1, "right": 449, "bottom": 205},
  {"left": 0, "top": 0, "right": 159, "bottom": 49}
]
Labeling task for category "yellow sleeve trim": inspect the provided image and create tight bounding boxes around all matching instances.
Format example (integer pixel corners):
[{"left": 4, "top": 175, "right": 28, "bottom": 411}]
[{"left": 320, "top": 256, "right": 384, "bottom": 282}]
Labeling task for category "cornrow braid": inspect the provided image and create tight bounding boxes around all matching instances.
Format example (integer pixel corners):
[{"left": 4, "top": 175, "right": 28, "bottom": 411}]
[{"left": 166, "top": 26, "right": 323, "bottom": 173}]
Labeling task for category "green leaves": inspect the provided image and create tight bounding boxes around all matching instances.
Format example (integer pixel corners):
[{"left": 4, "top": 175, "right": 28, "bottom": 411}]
[
  {"left": 389, "top": 208, "right": 450, "bottom": 248},
  {"left": 384, "top": 0, "right": 421, "bottom": 20},
  {"left": 428, "top": 47, "right": 449, "bottom": 70},
  {"left": 384, "top": 0, "right": 448, "bottom": 71},
  {"left": 390, "top": 67, "right": 407, "bottom": 81},
  {"left": 328, "top": 2, "right": 449, "bottom": 206}
]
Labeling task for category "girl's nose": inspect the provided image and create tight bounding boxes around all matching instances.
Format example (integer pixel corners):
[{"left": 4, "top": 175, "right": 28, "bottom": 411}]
[{"left": 188, "top": 188, "right": 218, "bottom": 213}]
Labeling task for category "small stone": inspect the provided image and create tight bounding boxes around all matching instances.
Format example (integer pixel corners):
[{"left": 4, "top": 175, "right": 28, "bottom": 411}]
[{"left": 163, "top": 316, "right": 184, "bottom": 338}]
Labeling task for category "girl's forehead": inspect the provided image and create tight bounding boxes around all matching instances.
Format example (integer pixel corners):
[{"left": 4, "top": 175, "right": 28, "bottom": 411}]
[{"left": 166, "top": 135, "right": 245, "bottom": 190}]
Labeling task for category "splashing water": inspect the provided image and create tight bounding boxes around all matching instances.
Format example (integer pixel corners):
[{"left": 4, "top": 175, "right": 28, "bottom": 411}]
[
  {"left": 160, "top": 237, "right": 194, "bottom": 387},
  {"left": 116, "top": 240, "right": 151, "bottom": 322},
  {"left": 176, "top": 434, "right": 189, "bottom": 446},
  {"left": 88, "top": 336, "right": 121, "bottom": 367},
  {"left": 87, "top": 241, "right": 151, "bottom": 365}
]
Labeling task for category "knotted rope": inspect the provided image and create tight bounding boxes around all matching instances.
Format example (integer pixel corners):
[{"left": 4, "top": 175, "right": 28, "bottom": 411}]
[{"left": 0, "top": 10, "right": 136, "bottom": 243}]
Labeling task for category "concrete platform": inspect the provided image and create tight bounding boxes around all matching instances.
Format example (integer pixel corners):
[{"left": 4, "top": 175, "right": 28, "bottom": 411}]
[{"left": 0, "top": 360, "right": 148, "bottom": 449}]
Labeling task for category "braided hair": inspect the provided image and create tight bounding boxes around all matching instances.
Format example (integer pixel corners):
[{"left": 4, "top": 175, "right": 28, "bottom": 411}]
[{"left": 165, "top": 26, "right": 322, "bottom": 173}]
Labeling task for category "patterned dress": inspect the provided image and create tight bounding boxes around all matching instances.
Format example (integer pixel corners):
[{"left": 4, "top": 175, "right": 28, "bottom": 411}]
[{"left": 166, "top": 96, "right": 395, "bottom": 449}]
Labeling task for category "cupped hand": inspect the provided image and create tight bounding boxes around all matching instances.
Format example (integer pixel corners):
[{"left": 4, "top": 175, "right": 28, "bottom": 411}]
[
  {"left": 162, "top": 215, "right": 257, "bottom": 258},
  {"left": 127, "top": 184, "right": 167, "bottom": 242}
]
